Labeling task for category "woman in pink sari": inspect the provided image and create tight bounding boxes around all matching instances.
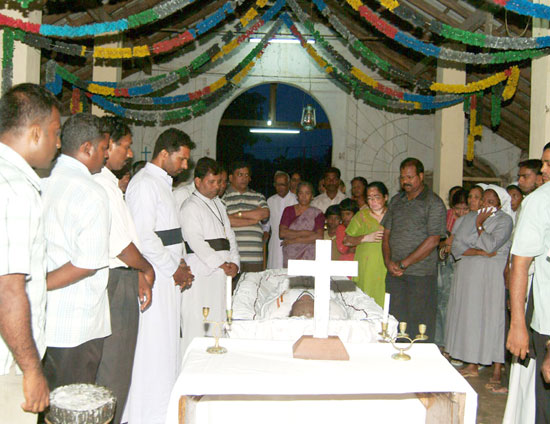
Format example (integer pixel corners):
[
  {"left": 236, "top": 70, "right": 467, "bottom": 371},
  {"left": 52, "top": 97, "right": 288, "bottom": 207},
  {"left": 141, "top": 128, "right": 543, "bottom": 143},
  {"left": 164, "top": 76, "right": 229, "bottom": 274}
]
[{"left": 280, "top": 181, "right": 325, "bottom": 267}]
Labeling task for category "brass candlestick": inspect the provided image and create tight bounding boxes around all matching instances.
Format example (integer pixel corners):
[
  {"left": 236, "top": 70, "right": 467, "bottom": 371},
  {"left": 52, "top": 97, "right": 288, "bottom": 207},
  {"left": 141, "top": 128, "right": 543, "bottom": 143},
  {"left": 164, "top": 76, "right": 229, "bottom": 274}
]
[
  {"left": 202, "top": 307, "right": 232, "bottom": 354},
  {"left": 380, "top": 322, "right": 428, "bottom": 361},
  {"left": 378, "top": 321, "right": 390, "bottom": 342}
]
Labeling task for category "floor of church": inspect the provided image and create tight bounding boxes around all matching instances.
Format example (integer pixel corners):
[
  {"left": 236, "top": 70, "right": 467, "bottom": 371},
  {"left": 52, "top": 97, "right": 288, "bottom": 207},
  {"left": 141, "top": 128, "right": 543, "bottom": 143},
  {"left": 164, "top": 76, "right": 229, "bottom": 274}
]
[{"left": 461, "top": 365, "right": 508, "bottom": 424}]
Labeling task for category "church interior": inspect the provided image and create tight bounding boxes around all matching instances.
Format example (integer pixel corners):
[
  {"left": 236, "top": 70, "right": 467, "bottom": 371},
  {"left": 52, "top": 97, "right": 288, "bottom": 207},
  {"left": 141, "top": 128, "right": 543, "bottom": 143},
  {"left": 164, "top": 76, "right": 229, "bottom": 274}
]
[{"left": 2, "top": 0, "right": 548, "bottom": 422}]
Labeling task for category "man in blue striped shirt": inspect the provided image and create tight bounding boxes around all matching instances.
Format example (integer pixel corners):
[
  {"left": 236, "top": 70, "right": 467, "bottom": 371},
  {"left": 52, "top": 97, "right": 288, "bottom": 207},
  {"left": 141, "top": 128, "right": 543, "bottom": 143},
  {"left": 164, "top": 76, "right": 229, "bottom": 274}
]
[{"left": 223, "top": 162, "right": 269, "bottom": 273}]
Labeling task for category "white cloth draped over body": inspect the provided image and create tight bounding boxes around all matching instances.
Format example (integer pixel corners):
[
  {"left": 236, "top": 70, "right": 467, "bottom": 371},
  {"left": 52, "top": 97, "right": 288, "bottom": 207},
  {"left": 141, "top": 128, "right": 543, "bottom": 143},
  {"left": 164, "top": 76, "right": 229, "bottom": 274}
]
[
  {"left": 265, "top": 191, "right": 297, "bottom": 269},
  {"left": 123, "top": 163, "right": 184, "bottom": 424},
  {"left": 180, "top": 190, "right": 240, "bottom": 356}
]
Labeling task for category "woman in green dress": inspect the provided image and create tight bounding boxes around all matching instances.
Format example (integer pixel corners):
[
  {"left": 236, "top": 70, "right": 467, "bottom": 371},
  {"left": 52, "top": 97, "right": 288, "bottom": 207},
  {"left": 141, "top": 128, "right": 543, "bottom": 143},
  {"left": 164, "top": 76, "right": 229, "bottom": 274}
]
[{"left": 344, "top": 181, "right": 388, "bottom": 307}]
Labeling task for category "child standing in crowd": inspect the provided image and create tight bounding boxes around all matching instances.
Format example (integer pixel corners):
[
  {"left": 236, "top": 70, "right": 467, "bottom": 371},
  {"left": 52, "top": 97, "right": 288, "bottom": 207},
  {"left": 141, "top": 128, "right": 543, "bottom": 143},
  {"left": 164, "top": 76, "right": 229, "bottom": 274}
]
[
  {"left": 324, "top": 205, "right": 341, "bottom": 260},
  {"left": 335, "top": 199, "right": 359, "bottom": 261}
]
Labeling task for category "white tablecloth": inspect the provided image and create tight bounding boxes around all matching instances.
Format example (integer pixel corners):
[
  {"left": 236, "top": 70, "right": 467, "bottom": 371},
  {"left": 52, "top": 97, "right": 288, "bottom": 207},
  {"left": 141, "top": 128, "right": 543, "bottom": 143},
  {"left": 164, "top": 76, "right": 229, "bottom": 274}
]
[{"left": 166, "top": 338, "right": 477, "bottom": 424}]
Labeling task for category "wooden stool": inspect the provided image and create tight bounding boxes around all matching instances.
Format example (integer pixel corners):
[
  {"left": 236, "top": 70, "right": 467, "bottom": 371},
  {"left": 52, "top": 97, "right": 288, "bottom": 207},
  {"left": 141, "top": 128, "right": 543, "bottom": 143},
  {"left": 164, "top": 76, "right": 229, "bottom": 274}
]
[{"left": 46, "top": 384, "right": 116, "bottom": 424}]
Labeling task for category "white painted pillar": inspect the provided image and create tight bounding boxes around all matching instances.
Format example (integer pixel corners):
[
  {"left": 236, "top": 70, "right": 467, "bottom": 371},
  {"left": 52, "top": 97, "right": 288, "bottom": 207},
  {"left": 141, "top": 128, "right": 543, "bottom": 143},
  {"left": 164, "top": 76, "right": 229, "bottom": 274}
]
[
  {"left": 433, "top": 61, "right": 465, "bottom": 206},
  {"left": 0, "top": 9, "right": 41, "bottom": 89},
  {"left": 92, "top": 38, "right": 122, "bottom": 117},
  {"left": 529, "top": 0, "right": 550, "bottom": 158}
]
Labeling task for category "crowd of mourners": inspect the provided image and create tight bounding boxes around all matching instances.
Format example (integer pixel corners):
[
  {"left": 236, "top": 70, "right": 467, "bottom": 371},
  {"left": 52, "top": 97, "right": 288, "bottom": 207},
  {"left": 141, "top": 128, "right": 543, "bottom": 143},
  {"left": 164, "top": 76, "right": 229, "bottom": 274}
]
[{"left": 3, "top": 82, "right": 550, "bottom": 424}]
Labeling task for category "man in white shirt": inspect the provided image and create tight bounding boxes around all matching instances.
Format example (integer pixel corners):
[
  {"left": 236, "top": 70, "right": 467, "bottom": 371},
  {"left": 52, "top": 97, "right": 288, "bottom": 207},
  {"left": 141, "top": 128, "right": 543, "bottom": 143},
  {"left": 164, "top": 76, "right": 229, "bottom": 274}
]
[
  {"left": 507, "top": 168, "right": 550, "bottom": 423},
  {"left": 93, "top": 117, "right": 155, "bottom": 424},
  {"left": 311, "top": 167, "right": 346, "bottom": 213},
  {"left": 265, "top": 171, "right": 297, "bottom": 269},
  {"left": 124, "top": 128, "right": 195, "bottom": 424},
  {"left": 0, "top": 84, "right": 61, "bottom": 423},
  {"left": 180, "top": 157, "right": 240, "bottom": 354},
  {"left": 42, "top": 113, "right": 111, "bottom": 391}
]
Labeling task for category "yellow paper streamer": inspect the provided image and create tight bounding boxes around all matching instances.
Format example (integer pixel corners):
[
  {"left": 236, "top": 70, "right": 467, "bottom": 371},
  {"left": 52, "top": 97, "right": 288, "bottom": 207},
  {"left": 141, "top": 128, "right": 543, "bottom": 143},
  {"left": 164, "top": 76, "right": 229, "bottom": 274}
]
[
  {"left": 380, "top": 0, "right": 399, "bottom": 11},
  {"left": 502, "top": 67, "right": 519, "bottom": 101}
]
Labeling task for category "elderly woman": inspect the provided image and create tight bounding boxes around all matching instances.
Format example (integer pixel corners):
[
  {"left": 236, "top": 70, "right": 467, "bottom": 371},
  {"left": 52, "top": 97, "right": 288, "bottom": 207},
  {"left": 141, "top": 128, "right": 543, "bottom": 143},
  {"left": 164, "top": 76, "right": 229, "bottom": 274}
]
[
  {"left": 444, "top": 185, "right": 513, "bottom": 384},
  {"left": 280, "top": 181, "right": 325, "bottom": 267}
]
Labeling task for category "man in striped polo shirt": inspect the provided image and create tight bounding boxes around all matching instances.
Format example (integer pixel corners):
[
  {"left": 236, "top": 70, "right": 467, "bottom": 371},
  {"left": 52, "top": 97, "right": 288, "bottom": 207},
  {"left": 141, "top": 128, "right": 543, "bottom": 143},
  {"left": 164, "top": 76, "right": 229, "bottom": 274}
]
[{"left": 223, "top": 161, "right": 269, "bottom": 273}]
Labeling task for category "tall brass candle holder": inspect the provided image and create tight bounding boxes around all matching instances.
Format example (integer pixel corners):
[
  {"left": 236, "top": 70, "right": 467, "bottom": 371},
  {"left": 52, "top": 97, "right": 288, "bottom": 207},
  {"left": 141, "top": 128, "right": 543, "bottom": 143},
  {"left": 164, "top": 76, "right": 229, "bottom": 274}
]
[
  {"left": 202, "top": 307, "right": 232, "bottom": 354},
  {"left": 380, "top": 322, "right": 428, "bottom": 361},
  {"left": 378, "top": 321, "right": 390, "bottom": 342}
]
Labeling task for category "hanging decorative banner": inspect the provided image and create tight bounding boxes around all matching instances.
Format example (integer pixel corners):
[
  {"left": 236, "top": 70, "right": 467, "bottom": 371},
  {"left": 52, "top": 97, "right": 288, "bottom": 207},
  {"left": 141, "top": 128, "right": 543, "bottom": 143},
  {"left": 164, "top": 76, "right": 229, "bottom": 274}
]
[
  {"left": 374, "top": 0, "right": 550, "bottom": 50},
  {"left": 502, "top": 66, "right": 520, "bottom": 100},
  {"left": 282, "top": 14, "right": 464, "bottom": 112},
  {"left": 45, "top": 0, "right": 284, "bottom": 98},
  {"left": 287, "top": 0, "right": 518, "bottom": 103},
  {"left": 105, "top": 40, "right": 268, "bottom": 108},
  {"left": 345, "top": 0, "right": 549, "bottom": 64},
  {"left": 15, "top": 0, "right": 36, "bottom": 8},
  {"left": 79, "top": 20, "right": 282, "bottom": 122},
  {"left": 491, "top": 84, "right": 504, "bottom": 127},
  {"left": 489, "top": 0, "right": 550, "bottom": 21},
  {"left": 466, "top": 94, "right": 483, "bottom": 162},
  {"left": 0, "top": 0, "right": 199, "bottom": 38},
  {"left": 2, "top": 28, "right": 14, "bottom": 95},
  {"left": 10, "top": 0, "right": 252, "bottom": 59}
]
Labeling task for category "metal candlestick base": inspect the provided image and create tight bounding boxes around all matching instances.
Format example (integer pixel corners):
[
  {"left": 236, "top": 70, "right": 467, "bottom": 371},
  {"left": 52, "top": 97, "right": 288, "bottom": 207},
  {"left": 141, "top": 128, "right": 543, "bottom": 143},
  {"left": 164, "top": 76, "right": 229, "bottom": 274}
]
[
  {"left": 380, "top": 322, "right": 428, "bottom": 361},
  {"left": 202, "top": 307, "right": 233, "bottom": 355}
]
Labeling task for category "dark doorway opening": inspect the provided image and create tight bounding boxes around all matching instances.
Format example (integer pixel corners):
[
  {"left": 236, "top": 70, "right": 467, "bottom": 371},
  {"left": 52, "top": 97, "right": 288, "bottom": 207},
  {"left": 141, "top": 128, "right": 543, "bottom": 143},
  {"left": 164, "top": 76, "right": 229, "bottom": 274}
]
[{"left": 216, "top": 82, "right": 332, "bottom": 197}]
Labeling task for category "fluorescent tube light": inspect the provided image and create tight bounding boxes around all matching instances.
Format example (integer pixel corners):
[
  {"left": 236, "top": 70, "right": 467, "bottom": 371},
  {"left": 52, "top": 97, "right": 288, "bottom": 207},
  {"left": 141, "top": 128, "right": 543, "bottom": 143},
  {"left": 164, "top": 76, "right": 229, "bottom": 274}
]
[
  {"left": 249, "top": 37, "right": 315, "bottom": 44},
  {"left": 250, "top": 128, "right": 300, "bottom": 134}
]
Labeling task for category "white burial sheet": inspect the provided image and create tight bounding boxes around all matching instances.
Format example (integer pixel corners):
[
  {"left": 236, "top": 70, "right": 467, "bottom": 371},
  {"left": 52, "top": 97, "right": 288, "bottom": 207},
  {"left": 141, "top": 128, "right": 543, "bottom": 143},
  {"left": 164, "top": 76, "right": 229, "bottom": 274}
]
[
  {"left": 229, "top": 268, "right": 398, "bottom": 342},
  {"left": 166, "top": 338, "right": 477, "bottom": 424}
]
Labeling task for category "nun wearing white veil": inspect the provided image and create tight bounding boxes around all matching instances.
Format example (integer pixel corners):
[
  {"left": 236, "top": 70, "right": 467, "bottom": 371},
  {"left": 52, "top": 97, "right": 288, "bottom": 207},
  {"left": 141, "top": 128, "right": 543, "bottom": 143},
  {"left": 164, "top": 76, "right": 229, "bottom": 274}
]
[{"left": 444, "top": 184, "right": 514, "bottom": 383}]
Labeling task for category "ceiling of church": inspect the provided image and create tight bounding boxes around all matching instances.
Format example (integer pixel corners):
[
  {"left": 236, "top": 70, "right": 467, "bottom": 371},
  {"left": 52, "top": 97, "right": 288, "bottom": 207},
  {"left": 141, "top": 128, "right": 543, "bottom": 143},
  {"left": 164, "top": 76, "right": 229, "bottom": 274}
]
[{"left": 39, "top": 0, "right": 532, "bottom": 152}]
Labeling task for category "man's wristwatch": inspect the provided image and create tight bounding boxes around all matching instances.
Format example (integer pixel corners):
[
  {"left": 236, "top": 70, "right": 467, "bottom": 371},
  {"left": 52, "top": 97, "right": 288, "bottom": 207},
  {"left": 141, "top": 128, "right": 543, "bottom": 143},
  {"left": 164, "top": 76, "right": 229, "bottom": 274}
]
[
  {"left": 398, "top": 261, "right": 406, "bottom": 270},
  {"left": 477, "top": 225, "right": 484, "bottom": 231}
]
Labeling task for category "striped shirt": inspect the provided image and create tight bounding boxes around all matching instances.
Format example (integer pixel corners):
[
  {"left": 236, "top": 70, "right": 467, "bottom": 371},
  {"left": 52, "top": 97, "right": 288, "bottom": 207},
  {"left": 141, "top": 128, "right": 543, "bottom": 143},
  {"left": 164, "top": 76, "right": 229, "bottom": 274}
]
[
  {"left": 0, "top": 143, "right": 47, "bottom": 374},
  {"left": 222, "top": 186, "right": 267, "bottom": 264},
  {"left": 42, "top": 155, "right": 111, "bottom": 348}
]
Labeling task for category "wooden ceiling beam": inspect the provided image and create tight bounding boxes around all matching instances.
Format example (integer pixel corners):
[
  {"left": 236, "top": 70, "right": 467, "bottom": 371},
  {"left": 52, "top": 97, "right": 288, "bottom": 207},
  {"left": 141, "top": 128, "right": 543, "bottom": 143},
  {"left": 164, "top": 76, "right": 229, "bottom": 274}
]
[{"left": 404, "top": 0, "right": 459, "bottom": 27}]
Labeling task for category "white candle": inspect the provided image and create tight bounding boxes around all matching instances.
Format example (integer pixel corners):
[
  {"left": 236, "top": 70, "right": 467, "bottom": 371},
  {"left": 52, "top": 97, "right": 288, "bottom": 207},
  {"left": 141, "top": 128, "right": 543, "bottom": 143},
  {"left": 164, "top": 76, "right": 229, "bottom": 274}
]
[
  {"left": 226, "top": 276, "right": 232, "bottom": 311},
  {"left": 383, "top": 293, "right": 390, "bottom": 323}
]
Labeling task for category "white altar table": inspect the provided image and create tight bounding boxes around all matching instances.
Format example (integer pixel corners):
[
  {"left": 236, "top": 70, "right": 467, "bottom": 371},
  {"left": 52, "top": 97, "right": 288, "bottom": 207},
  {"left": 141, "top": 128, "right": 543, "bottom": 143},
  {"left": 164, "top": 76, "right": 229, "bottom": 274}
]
[{"left": 166, "top": 338, "right": 477, "bottom": 424}]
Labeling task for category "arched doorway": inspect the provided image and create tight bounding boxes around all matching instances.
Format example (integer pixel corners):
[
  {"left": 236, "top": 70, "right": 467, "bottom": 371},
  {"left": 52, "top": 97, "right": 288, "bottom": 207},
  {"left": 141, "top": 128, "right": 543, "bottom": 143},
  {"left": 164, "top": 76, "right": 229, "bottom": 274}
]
[{"left": 216, "top": 82, "right": 332, "bottom": 197}]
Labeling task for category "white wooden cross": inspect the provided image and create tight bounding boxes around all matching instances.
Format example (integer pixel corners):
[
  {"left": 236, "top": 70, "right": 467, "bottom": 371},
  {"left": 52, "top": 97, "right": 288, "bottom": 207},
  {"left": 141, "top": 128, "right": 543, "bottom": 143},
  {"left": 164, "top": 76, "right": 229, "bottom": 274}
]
[{"left": 287, "top": 240, "right": 358, "bottom": 339}]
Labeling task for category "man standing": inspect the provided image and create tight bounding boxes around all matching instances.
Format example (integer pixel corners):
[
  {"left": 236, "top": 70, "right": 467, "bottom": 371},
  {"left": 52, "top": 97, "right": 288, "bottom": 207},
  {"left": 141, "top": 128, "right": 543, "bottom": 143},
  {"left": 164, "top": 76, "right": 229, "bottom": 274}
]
[
  {"left": 93, "top": 117, "right": 155, "bottom": 424},
  {"left": 223, "top": 162, "right": 269, "bottom": 272},
  {"left": 124, "top": 128, "right": 194, "bottom": 424},
  {"left": 507, "top": 176, "right": 550, "bottom": 423},
  {"left": 311, "top": 167, "right": 346, "bottom": 213},
  {"left": 381, "top": 158, "right": 446, "bottom": 340},
  {"left": 517, "top": 159, "right": 542, "bottom": 195},
  {"left": 0, "top": 84, "right": 60, "bottom": 423},
  {"left": 180, "top": 157, "right": 239, "bottom": 353},
  {"left": 265, "top": 171, "right": 297, "bottom": 269},
  {"left": 42, "top": 113, "right": 111, "bottom": 390}
]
